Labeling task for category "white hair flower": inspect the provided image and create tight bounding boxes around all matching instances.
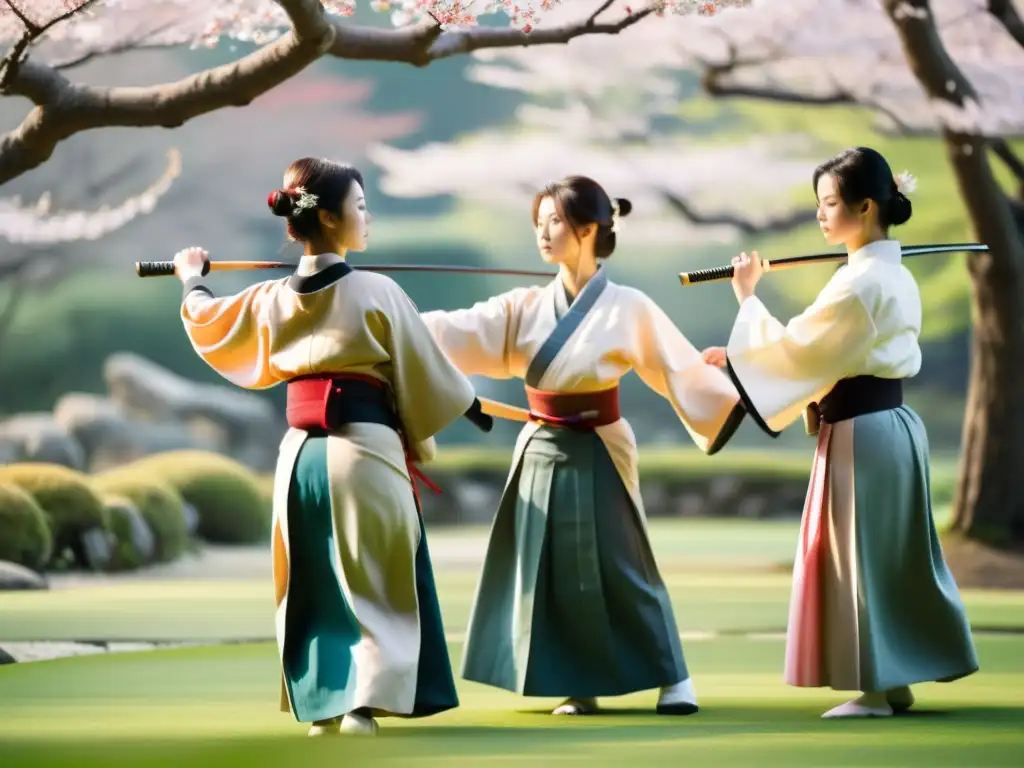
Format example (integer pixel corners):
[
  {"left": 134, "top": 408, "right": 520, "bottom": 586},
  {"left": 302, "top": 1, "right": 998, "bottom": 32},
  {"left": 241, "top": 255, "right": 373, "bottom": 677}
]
[
  {"left": 610, "top": 200, "right": 622, "bottom": 233},
  {"left": 894, "top": 171, "right": 917, "bottom": 196},
  {"left": 292, "top": 186, "right": 319, "bottom": 211}
]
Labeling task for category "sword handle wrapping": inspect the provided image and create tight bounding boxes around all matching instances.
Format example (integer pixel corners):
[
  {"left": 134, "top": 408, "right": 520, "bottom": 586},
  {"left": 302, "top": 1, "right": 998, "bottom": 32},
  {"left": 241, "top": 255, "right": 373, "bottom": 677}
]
[
  {"left": 135, "top": 260, "right": 210, "bottom": 278},
  {"left": 678, "top": 264, "right": 735, "bottom": 286}
]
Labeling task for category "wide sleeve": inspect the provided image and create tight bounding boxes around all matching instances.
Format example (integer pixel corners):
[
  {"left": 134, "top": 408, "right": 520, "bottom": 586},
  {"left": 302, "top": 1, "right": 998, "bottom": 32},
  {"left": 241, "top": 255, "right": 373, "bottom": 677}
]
[
  {"left": 419, "top": 289, "right": 525, "bottom": 379},
  {"left": 632, "top": 294, "right": 745, "bottom": 455},
  {"left": 179, "top": 277, "right": 279, "bottom": 390},
  {"left": 725, "top": 282, "right": 878, "bottom": 436},
  {"left": 383, "top": 285, "right": 479, "bottom": 458}
]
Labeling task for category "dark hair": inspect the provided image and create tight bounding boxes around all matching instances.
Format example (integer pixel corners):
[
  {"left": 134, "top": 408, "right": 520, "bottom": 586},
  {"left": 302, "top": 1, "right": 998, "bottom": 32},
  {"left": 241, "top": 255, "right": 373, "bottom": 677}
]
[
  {"left": 812, "top": 147, "right": 912, "bottom": 230},
  {"left": 267, "top": 158, "right": 364, "bottom": 242},
  {"left": 531, "top": 175, "right": 633, "bottom": 260}
]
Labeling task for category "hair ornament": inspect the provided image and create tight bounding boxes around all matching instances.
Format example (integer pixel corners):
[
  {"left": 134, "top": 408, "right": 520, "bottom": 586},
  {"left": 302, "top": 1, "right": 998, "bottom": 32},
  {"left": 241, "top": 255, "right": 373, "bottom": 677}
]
[
  {"left": 291, "top": 186, "right": 319, "bottom": 212},
  {"left": 610, "top": 200, "right": 622, "bottom": 233},
  {"left": 893, "top": 171, "right": 917, "bottom": 196}
]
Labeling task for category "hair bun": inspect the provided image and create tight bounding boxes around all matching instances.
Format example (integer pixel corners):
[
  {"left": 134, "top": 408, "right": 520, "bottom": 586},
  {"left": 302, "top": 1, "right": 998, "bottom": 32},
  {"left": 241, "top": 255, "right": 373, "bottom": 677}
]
[
  {"left": 614, "top": 197, "right": 633, "bottom": 217},
  {"left": 887, "top": 192, "right": 912, "bottom": 227},
  {"left": 267, "top": 189, "right": 293, "bottom": 217}
]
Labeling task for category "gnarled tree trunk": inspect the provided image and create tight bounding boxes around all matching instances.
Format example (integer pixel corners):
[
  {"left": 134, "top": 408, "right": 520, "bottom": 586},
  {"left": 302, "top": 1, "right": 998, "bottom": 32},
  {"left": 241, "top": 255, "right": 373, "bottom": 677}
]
[{"left": 887, "top": 0, "right": 1024, "bottom": 550}]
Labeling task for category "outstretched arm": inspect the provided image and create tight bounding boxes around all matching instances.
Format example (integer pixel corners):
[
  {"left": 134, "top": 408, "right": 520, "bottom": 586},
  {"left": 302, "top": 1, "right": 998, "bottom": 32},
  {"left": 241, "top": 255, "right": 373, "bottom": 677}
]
[
  {"left": 632, "top": 295, "right": 745, "bottom": 455},
  {"left": 420, "top": 288, "right": 532, "bottom": 380}
]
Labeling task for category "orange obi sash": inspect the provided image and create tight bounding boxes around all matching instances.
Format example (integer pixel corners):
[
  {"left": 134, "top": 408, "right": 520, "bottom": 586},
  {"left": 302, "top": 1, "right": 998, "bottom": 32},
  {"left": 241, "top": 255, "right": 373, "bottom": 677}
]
[{"left": 524, "top": 385, "right": 621, "bottom": 430}]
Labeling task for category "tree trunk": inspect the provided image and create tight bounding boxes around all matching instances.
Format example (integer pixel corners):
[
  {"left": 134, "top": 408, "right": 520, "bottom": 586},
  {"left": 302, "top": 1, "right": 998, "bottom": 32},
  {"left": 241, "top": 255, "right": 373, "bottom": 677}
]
[
  {"left": 886, "top": 1, "right": 1024, "bottom": 549},
  {"left": 951, "top": 142, "right": 1024, "bottom": 547}
]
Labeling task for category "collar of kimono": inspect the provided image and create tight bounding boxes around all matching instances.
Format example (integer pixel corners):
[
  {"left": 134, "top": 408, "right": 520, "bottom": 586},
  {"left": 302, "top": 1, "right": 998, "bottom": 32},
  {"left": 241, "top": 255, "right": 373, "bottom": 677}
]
[
  {"left": 848, "top": 239, "right": 902, "bottom": 267},
  {"left": 297, "top": 252, "right": 343, "bottom": 276}
]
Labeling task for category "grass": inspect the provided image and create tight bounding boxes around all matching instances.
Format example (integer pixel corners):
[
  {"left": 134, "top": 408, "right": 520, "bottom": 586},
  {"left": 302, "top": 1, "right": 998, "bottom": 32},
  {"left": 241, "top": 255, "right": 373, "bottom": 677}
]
[
  {"left": 1, "top": 519, "right": 1021, "bottom": 766},
  {"left": 0, "top": 638, "right": 1022, "bottom": 767}
]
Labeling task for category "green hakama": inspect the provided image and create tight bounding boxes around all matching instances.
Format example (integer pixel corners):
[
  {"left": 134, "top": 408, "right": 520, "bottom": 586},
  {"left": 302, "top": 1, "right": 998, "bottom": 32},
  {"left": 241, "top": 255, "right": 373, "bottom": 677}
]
[
  {"left": 280, "top": 435, "right": 458, "bottom": 721},
  {"left": 723, "top": 240, "right": 980, "bottom": 701},
  {"left": 461, "top": 426, "right": 688, "bottom": 696},
  {"left": 784, "top": 405, "right": 979, "bottom": 692}
]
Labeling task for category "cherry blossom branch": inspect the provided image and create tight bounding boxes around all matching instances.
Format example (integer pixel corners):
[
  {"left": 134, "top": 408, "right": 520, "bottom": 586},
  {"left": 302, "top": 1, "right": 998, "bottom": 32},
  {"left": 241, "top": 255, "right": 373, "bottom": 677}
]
[
  {"left": 0, "top": 0, "right": 99, "bottom": 87},
  {"left": 988, "top": 0, "right": 1024, "bottom": 50},
  {"left": 49, "top": 20, "right": 180, "bottom": 70},
  {"left": 659, "top": 188, "right": 817, "bottom": 234},
  {"left": 0, "top": 147, "right": 181, "bottom": 260},
  {"left": 885, "top": 0, "right": 1022, "bottom": 273},
  {"left": 0, "top": 1, "right": 678, "bottom": 184},
  {"left": 0, "top": 0, "right": 335, "bottom": 184},
  {"left": 325, "top": 3, "right": 654, "bottom": 66}
]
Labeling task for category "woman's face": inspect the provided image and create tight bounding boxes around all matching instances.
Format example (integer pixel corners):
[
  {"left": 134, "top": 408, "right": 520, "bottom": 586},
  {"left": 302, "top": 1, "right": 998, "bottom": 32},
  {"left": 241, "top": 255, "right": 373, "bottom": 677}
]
[
  {"left": 338, "top": 180, "right": 370, "bottom": 252},
  {"left": 318, "top": 180, "right": 370, "bottom": 252},
  {"left": 534, "top": 195, "right": 578, "bottom": 265},
  {"left": 815, "top": 173, "right": 864, "bottom": 247}
]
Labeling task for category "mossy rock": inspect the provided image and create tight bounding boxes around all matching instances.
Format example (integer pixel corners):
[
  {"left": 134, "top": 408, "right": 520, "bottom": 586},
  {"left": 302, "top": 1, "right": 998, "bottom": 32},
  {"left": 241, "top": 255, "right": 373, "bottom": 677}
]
[
  {"left": 0, "top": 482, "right": 54, "bottom": 570},
  {"left": 97, "top": 495, "right": 154, "bottom": 571},
  {"left": 114, "top": 451, "right": 271, "bottom": 544},
  {"left": 0, "top": 463, "right": 110, "bottom": 570},
  {"left": 91, "top": 474, "right": 189, "bottom": 563}
]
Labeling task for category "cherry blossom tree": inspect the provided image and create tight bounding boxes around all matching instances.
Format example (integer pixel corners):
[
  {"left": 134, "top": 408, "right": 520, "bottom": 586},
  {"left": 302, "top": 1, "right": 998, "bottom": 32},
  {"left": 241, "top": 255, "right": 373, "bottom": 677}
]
[
  {"left": 373, "top": 0, "right": 1024, "bottom": 559},
  {"left": 0, "top": 147, "right": 180, "bottom": 357},
  {"left": 881, "top": 0, "right": 1024, "bottom": 558},
  {"left": 0, "top": 0, "right": 747, "bottom": 185},
  {"left": 368, "top": 3, "right": 820, "bottom": 246},
  {"left": 657, "top": 0, "right": 1024, "bottom": 554}
]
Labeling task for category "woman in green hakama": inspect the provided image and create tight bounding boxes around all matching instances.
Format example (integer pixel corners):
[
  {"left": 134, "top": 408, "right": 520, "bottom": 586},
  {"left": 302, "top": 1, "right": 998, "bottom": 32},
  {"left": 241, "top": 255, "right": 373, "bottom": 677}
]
[
  {"left": 422, "top": 176, "right": 746, "bottom": 715},
  {"left": 704, "top": 147, "right": 979, "bottom": 719},
  {"left": 175, "top": 158, "right": 490, "bottom": 736}
]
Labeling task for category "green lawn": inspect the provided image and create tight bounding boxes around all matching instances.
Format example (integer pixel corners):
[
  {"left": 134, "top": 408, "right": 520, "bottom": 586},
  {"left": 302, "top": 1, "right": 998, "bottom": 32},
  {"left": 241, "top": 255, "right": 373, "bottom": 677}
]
[{"left": 1, "top": 520, "right": 1022, "bottom": 766}]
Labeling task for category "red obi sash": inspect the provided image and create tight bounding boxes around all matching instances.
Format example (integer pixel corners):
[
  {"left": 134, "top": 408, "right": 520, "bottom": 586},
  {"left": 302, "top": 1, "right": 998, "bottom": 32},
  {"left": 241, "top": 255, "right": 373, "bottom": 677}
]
[
  {"left": 285, "top": 373, "right": 441, "bottom": 510},
  {"left": 524, "top": 385, "right": 621, "bottom": 430}
]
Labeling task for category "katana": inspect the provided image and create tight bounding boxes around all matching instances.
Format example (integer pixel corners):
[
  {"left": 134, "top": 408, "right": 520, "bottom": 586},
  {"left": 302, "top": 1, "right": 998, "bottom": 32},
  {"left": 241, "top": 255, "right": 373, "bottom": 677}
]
[
  {"left": 134, "top": 260, "right": 556, "bottom": 280},
  {"left": 678, "top": 242, "right": 989, "bottom": 286}
]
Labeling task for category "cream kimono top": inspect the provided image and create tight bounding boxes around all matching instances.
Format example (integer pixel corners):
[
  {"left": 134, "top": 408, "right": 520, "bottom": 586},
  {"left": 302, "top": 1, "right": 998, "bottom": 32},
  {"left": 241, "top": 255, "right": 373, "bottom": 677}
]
[
  {"left": 726, "top": 239, "right": 923, "bottom": 436},
  {"left": 179, "top": 252, "right": 478, "bottom": 461},
  {"left": 421, "top": 266, "right": 744, "bottom": 516}
]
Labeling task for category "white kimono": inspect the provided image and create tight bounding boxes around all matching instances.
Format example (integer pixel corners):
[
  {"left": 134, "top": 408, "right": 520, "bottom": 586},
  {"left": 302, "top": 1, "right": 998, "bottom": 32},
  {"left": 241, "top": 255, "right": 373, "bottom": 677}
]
[
  {"left": 423, "top": 269, "right": 743, "bottom": 517},
  {"left": 725, "top": 239, "right": 978, "bottom": 695}
]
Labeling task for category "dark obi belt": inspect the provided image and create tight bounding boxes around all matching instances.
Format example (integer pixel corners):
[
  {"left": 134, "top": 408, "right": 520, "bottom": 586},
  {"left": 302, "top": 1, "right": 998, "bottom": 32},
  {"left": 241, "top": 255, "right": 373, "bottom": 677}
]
[
  {"left": 816, "top": 375, "right": 904, "bottom": 425},
  {"left": 285, "top": 373, "right": 440, "bottom": 506},
  {"left": 524, "top": 385, "right": 621, "bottom": 430}
]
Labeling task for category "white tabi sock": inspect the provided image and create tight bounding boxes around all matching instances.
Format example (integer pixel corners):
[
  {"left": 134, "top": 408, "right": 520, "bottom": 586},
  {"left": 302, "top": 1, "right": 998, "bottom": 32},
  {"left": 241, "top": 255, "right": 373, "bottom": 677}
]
[
  {"left": 340, "top": 711, "right": 379, "bottom": 735},
  {"left": 657, "top": 677, "right": 698, "bottom": 707},
  {"left": 307, "top": 717, "right": 341, "bottom": 737},
  {"left": 552, "top": 697, "right": 598, "bottom": 715},
  {"left": 822, "top": 691, "right": 893, "bottom": 719},
  {"left": 656, "top": 677, "right": 699, "bottom": 715}
]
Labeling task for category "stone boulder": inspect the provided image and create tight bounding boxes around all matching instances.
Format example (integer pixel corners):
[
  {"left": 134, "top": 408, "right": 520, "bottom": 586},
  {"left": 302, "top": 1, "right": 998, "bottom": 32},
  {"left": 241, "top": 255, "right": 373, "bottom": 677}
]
[
  {"left": 0, "top": 560, "right": 48, "bottom": 591},
  {"left": 0, "top": 413, "right": 86, "bottom": 470},
  {"left": 103, "top": 352, "right": 285, "bottom": 470},
  {"left": 53, "top": 392, "right": 218, "bottom": 472}
]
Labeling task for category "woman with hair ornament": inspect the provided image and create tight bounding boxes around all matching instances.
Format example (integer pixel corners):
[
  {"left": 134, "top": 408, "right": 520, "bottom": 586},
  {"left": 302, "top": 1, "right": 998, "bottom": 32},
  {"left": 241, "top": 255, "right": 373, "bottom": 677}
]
[
  {"left": 703, "top": 147, "right": 979, "bottom": 719},
  {"left": 420, "top": 175, "right": 746, "bottom": 717},
  {"left": 171, "top": 157, "right": 492, "bottom": 737}
]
